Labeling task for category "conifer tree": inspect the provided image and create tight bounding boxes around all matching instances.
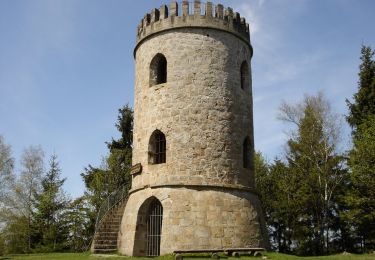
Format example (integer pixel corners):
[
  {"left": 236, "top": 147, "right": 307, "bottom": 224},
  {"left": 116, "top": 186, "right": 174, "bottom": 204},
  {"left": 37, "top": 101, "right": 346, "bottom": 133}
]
[
  {"left": 345, "top": 45, "right": 375, "bottom": 251},
  {"left": 345, "top": 116, "right": 375, "bottom": 251},
  {"left": 33, "top": 154, "right": 68, "bottom": 251},
  {"left": 347, "top": 45, "right": 375, "bottom": 131}
]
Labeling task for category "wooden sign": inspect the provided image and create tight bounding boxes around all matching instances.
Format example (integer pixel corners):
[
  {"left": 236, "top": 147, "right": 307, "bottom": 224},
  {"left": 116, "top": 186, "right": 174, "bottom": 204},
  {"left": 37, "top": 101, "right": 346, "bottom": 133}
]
[{"left": 130, "top": 163, "right": 142, "bottom": 175}]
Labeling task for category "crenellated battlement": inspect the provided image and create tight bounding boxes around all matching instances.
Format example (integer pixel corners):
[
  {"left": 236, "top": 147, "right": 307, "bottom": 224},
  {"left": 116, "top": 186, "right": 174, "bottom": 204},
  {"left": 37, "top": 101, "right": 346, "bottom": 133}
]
[{"left": 135, "top": 1, "right": 251, "bottom": 51}]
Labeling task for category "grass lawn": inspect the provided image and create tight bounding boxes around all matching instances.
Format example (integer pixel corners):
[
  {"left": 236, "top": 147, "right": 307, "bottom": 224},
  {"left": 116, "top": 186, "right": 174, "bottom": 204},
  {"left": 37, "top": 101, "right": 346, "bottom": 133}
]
[{"left": 1, "top": 252, "right": 374, "bottom": 260}]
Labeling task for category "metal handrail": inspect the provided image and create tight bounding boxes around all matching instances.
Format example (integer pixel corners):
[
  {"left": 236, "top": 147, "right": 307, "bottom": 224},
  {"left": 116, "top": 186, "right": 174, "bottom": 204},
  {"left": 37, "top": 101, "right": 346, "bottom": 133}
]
[{"left": 95, "top": 186, "right": 129, "bottom": 229}]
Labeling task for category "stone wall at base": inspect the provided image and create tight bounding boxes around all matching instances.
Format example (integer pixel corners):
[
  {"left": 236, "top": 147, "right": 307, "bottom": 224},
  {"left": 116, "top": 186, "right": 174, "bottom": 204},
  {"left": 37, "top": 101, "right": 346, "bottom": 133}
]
[{"left": 118, "top": 187, "right": 268, "bottom": 256}]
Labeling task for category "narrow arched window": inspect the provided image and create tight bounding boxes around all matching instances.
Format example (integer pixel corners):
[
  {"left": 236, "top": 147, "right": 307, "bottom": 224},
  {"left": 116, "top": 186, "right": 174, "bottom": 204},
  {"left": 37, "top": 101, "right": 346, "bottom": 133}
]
[
  {"left": 149, "top": 130, "right": 166, "bottom": 164},
  {"left": 150, "top": 54, "right": 167, "bottom": 86},
  {"left": 243, "top": 137, "right": 250, "bottom": 168},
  {"left": 240, "top": 61, "right": 249, "bottom": 90}
]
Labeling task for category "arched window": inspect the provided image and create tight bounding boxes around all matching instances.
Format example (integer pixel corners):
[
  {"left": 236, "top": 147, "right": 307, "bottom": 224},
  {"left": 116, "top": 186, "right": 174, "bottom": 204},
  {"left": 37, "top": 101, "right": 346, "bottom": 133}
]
[
  {"left": 240, "top": 61, "right": 249, "bottom": 90},
  {"left": 243, "top": 137, "right": 250, "bottom": 168},
  {"left": 150, "top": 53, "right": 167, "bottom": 86},
  {"left": 149, "top": 130, "right": 166, "bottom": 164}
]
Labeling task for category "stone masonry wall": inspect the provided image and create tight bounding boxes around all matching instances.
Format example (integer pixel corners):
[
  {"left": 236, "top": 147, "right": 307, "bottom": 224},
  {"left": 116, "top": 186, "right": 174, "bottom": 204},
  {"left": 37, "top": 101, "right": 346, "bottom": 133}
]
[
  {"left": 131, "top": 27, "right": 254, "bottom": 190},
  {"left": 118, "top": 187, "right": 268, "bottom": 255}
]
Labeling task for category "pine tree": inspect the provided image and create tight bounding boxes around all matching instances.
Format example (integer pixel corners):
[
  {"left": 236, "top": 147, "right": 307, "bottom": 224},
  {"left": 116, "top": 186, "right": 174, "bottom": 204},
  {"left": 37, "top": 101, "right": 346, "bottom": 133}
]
[
  {"left": 344, "top": 117, "right": 375, "bottom": 251},
  {"left": 345, "top": 45, "right": 375, "bottom": 252},
  {"left": 33, "top": 154, "right": 68, "bottom": 251},
  {"left": 347, "top": 45, "right": 375, "bottom": 130},
  {"left": 105, "top": 104, "right": 133, "bottom": 192}
]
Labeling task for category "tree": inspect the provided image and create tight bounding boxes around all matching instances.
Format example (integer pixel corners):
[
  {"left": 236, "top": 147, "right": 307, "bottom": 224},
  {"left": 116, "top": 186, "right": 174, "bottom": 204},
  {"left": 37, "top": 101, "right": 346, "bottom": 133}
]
[
  {"left": 279, "top": 93, "right": 347, "bottom": 255},
  {"left": 80, "top": 105, "right": 133, "bottom": 237},
  {"left": 0, "top": 135, "right": 14, "bottom": 206},
  {"left": 105, "top": 104, "right": 133, "bottom": 192},
  {"left": 15, "top": 146, "right": 44, "bottom": 252},
  {"left": 80, "top": 163, "right": 111, "bottom": 236},
  {"left": 63, "top": 197, "right": 92, "bottom": 252},
  {"left": 345, "top": 45, "right": 375, "bottom": 252},
  {"left": 347, "top": 45, "right": 375, "bottom": 131},
  {"left": 33, "top": 154, "right": 69, "bottom": 251},
  {"left": 344, "top": 116, "right": 375, "bottom": 251},
  {"left": 255, "top": 152, "right": 303, "bottom": 253}
]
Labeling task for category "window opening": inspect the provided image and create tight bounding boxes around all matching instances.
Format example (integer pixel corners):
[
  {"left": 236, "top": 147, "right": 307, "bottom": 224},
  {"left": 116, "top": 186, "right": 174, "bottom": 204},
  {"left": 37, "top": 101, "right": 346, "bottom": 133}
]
[{"left": 150, "top": 54, "right": 167, "bottom": 86}]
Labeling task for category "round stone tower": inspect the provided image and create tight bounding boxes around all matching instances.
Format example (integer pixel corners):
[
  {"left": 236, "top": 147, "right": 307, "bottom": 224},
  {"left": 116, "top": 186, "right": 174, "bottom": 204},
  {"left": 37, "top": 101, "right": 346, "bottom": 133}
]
[{"left": 119, "top": 1, "right": 268, "bottom": 256}]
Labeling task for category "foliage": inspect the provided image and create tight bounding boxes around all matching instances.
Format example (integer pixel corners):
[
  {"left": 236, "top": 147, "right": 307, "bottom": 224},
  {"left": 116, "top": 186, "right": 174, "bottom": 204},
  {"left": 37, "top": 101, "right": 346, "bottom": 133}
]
[
  {"left": 347, "top": 45, "right": 375, "bottom": 131},
  {"left": 80, "top": 104, "right": 133, "bottom": 239},
  {"left": 344, "top": 116, "right": 375, "bottom": 251},
  {"left": 105, "top": 104, "right": 133, "bottom": 192},
  {"left": 15, "top": 146, "right": 45, "bottom": 253},
  {"left": 279, "top": 93, "right": 347, "bottom": 255},
  {"left": 63, "top": 197, "right": 92, "bottom": 252},
  {"left": 0, "top": 135, "right": 15, "bottom": 206},
  {"left": 1, "top": 214, "right": 29, "bottom": 254},
  {"left": 0, "top": 145, "right": 46, "bottom": 254},
  {"left": 345, "top": 45, "right": 375, "bottom": 252},
  {"left": 256, "top": 93, "right": 348, "bottom": 255},
  {"left": 33, "top": 154, "right": 69, "bottom": 252}
]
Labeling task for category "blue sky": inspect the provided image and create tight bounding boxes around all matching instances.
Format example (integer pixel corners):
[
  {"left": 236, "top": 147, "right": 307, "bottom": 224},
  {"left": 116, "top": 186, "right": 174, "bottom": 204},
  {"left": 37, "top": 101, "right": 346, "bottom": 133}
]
[{"left": 0, "top": 0, "right": 374, "bottom": 198}]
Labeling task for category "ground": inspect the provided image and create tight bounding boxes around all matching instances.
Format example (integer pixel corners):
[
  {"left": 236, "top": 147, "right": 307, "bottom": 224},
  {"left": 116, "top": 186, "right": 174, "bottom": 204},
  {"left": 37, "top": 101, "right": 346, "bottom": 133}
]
[{"left": 1, "top": 252, "right": 375, "bottom": 260}]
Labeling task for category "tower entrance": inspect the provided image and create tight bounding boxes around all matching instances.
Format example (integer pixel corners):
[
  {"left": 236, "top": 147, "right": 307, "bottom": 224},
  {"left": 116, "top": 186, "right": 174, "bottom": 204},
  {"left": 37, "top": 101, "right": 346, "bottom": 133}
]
[
  {"left": 133, "top": 197, "right": 163, "bottom": 256},
  {"left": 146, "top": 199, "right": 163, "bottom": 256}
]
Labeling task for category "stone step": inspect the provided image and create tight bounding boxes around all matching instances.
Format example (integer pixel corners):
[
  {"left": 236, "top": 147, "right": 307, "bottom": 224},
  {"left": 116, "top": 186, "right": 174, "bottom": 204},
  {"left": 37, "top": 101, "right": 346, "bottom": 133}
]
[
  {"left": 94, "top": 236, "right": 117, "bottom": 241},
  {"left": 96, "top": 229, "right": 119, "bottom": 234},
  {"left": 102, "top": 221, "right": 121, "bottom": 226},
  {"left": 94, "top": 232, "right": 118, "bottom": 238},
  {"left": 94, "top": 239, "right": 117, "bottom": 245},
  {"left": 101, "top": 218, "right": 121, "bottom": 224},
  {"left": 97, "top": 225, "right": 121, "bottom": 231},
  {"left": 91, "top": 197, "right": 129, "bottom": 253},
  {"left": 93, "top": 248, "right": 117, "bottom": 254},
  {"left": 98, "top": 224, "right": 121, "bottom": 229},
  {"left": 94, "top": 244, "right": 117, "bottom": 250}
]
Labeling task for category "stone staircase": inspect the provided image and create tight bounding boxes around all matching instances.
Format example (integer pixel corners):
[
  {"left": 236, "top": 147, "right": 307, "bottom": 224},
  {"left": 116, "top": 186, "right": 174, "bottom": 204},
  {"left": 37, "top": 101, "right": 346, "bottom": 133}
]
[{"left": 91, "top": 187, "right": 129, "bottom": 254}]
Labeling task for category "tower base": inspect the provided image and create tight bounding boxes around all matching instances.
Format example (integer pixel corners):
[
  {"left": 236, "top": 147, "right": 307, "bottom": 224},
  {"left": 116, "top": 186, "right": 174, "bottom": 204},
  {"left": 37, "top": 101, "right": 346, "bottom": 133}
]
[{"left": 118, "top": 186, "right": 268, "bottom": 256}]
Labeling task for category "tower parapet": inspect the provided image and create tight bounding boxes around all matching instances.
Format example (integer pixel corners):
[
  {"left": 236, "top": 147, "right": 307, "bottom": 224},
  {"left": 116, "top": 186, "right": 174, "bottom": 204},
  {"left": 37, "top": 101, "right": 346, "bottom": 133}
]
[{"left": 135, "top": 1, "right": 251, "bottom": 55}]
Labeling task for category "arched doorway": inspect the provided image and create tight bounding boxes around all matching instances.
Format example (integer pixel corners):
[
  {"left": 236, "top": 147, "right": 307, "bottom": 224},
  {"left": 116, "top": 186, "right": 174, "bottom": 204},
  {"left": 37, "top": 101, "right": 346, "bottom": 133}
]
[
  {"left": 133, "top": 197, "right": 163, "bottom": 256},
  {"left": 146, "top": 199, "right": 163, "bottom": 256}
]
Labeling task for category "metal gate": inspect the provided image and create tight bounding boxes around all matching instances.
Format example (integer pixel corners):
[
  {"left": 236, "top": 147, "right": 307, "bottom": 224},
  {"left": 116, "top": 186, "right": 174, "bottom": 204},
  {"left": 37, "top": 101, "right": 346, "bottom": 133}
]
[{"left": 146, "top": 199, "right": 163, "bottom": 256}]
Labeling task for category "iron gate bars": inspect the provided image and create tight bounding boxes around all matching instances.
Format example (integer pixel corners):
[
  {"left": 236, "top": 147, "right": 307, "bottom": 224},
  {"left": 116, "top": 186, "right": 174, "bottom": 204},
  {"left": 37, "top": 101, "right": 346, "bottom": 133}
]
[{"left": 147, "top": 199, "right": 163, "bottom": 256}]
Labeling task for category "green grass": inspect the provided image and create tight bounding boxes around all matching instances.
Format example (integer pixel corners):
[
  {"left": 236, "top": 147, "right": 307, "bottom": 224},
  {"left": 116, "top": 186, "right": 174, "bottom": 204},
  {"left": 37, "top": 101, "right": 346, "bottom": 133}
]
[{"left": 0, "top": 252, "right": 374, "bottom": 260}]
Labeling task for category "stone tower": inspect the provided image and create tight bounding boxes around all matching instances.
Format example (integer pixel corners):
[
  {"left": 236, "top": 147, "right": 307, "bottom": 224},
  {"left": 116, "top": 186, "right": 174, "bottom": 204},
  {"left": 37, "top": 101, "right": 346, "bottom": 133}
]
[{"left": 118, "top": 1, "right": 268, "bottom": 256}]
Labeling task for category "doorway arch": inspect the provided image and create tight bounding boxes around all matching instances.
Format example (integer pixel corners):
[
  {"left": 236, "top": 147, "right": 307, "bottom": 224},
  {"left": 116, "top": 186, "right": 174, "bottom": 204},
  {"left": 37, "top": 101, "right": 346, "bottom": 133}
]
[{"left": 133, "top": 197, "right": 163, "bottom": 256}]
